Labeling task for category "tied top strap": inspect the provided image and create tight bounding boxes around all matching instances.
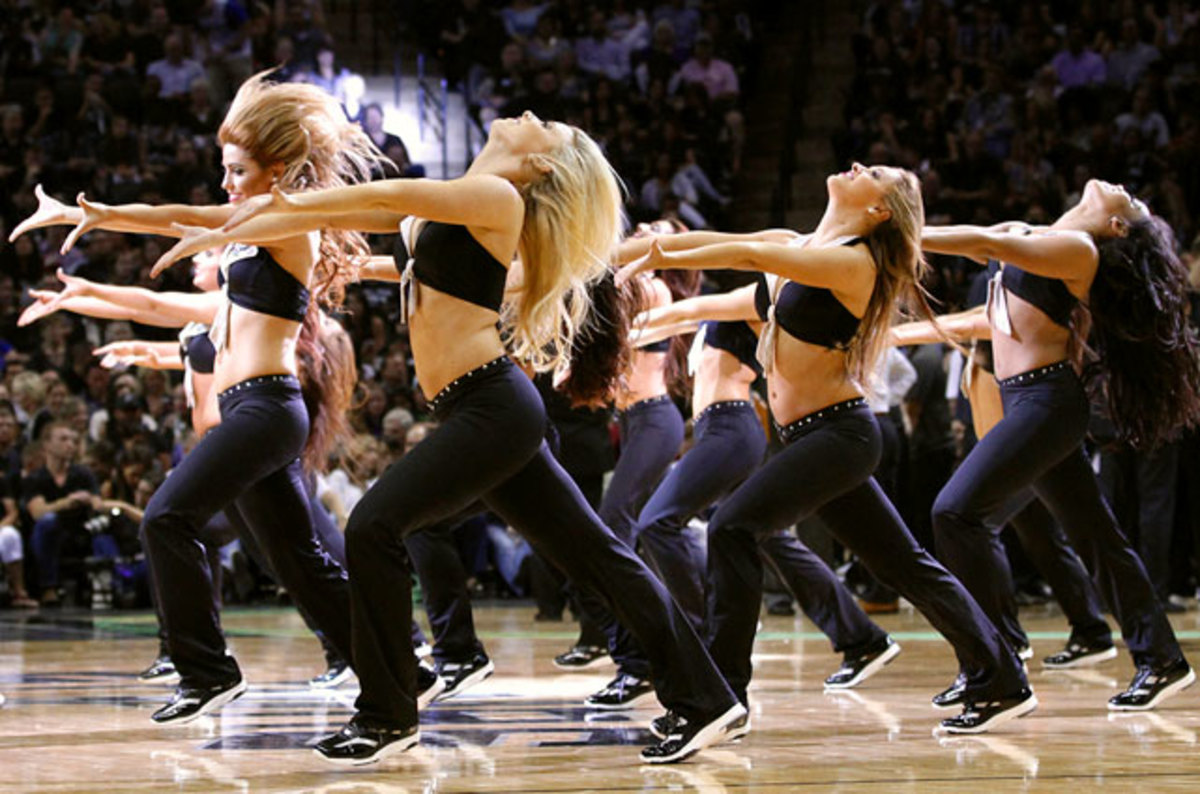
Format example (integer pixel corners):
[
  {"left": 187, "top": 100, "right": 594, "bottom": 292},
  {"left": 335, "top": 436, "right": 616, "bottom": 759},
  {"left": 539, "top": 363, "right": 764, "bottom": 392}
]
[{"left": 398, "top": 215, "right": 419, "bottom": 324}]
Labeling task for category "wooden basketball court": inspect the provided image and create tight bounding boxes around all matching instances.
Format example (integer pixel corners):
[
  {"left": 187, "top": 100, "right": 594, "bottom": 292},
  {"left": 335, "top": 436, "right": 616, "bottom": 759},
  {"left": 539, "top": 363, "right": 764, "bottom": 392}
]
[{"left": 2, "top": 603, "right": 1200, "bottom": 792}]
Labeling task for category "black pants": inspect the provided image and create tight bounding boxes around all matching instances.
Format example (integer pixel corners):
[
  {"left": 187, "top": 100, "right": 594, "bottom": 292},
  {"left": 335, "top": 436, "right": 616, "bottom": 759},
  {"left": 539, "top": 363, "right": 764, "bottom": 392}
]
[
  {"left": 615, "top": 400, "right": 886, "bottom": 678},
  {"left": 933, "top": 364, "right": 1181, "bottom": 670},
  {"left": 141, "top": 376, "right": 352, "bottom": 688},
  {"left": 977, "top": 490, "right": 1112, "bottom": 652},
  {"left": 344, "top": 359, "right": 736, "bottom": 729},
  {"left": 1100, "top": 441, "right": 1180, "bottom": 604},
  {"left": 707, "top": 399, "right": 1025, "bottom": 704},
  {"left": 573, "top": 396, "right": 684, "bottom": 650},
  {"left": 405, "top": 519, "right": 485, "bottom": 664}
]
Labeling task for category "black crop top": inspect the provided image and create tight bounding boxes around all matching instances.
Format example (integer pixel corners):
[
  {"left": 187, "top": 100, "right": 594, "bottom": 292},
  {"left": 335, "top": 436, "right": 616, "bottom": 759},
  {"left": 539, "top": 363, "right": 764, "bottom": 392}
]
[
  {"left": 182, "top": 330, "right": 216, "bottom": 374},
  {"left": 753, "top": 236, "right": 864, "bottom": 350},
  {"left": 395, "top": 220, "right": 507, "bottom": 313},
  {"left": 703, "top": 320, "right": 760, "bottom": 373},
  {"left": 1001, "top": 264, "right": 1077, "bottom": 328},
  {"left": 218, "top": 244, "right": 310, "bottom": 323}
]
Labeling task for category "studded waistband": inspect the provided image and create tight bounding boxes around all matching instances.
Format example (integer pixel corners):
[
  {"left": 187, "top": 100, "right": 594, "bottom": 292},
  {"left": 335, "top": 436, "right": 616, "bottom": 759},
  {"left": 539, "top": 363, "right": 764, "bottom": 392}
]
[
  {"left": 998, "top": 360, "right": 1071, "bottom": 387},
  {"left": 619, "top": 393, "right": 674, "bottom": 415},
  {"left": 217, "top": 373, "right": 299, "bottom": 402},
  {"left": 427, "top": 357, "right": 511, "bottom": 416},
  {"left": 775, "top": 397, "right": 868, "bottom": 444},
  {"left": 694, "top": 399, "right": 755, "bottom": 423}
]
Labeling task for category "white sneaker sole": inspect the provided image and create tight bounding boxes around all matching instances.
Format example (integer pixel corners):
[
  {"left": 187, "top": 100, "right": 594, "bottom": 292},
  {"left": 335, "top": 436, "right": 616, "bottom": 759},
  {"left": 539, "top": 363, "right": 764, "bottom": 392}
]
[
  {"left": 935, "top": 693, "right": 1038, "bottom": 735},
  {"left": 155, "top": 679, "right": 248, "bottom": 726},
  {"left": 314, "top": 730, "right": 421, "bottom": 766},
  {"left": 417, "top": 674, "right": 447, "bottom": 709},
  {"left": 141, "top": 671, "right": 181, "bottom": 686},
  {"left": 1043, "top": 645, "right": 1118, "bottom": 670},
  {"left": 435, "top": 660, "right": 495, "bottom": 702},
  {"left": 641, "top": 703, "right": 748, "bottom": 764},
  {"left": 824, "top": 642, "right": 902, "bottom": 690},
  {"left": 1107, "top": 668, "right": 1196, "bottom": 711}
]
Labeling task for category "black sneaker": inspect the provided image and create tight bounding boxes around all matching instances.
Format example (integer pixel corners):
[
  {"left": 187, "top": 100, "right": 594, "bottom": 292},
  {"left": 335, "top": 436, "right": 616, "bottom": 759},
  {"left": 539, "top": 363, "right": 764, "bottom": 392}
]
[
  {"left": 417, "top": 661, "right": 446, "bottom": 709},
  {"left": 1108, "top": 658, "right": 1195, "bottom": 711},
  {"left": 932, "top": 672, "right": 968, "bottom": 711},
  {"left": 584, "top": 672, "right": 656, "bottom": 710},
  {"left": 434, "top": 653, "right": 494, "bottom": 701},
  {"left": 640, "top": 703, "right": 748, "bottom": 763},
  {"left": 151, "top": 678, "right": 247, "bottom": 725},
  {"left": 824, "top": 639, "right": 901, "bottom": 689},
  {"left": 313, "top": 717, "right": 419, "bottom": 765},
  {"left": 309, "top": 661, "right": 353, "bottom": 689},
  {"left": 138, "top": 655, "right": 179, "bottom": 684},
  {"left": 1042, "top": 642, "right": 1117, "bottom": 669},
  {"left": 649, "top": 710, "right": 682, "bottom": 740},
  {"left": 935, "top": 689, "right": 1038, "bottom": 734},
  {"left": 553, "top": 644, "right": 609, "bottom": 670}
]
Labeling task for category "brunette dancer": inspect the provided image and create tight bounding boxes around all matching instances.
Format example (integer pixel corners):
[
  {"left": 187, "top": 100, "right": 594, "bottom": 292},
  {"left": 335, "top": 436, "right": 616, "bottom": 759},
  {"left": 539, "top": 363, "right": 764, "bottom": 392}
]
[
  {"left": 556, "top": 221, "right": 702, "bottom": 710},
  {"left": 922, "top": 184, "right": 1199, "bottom": 710},
  {"left": 893, "top": 309, "right": 1115, "bottom": 670},
  {"left": 617, "top": 163, "right": 1032, "bottom": 735},
  {"left": 161, "top": 110, "right": 745, "bottom": 765}
]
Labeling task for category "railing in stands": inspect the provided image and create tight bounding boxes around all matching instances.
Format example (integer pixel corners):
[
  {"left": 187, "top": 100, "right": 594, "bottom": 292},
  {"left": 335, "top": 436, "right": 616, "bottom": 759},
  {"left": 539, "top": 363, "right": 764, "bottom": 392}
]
[{"left": 415, "top": 53, "right": 449, "bottom": 179}]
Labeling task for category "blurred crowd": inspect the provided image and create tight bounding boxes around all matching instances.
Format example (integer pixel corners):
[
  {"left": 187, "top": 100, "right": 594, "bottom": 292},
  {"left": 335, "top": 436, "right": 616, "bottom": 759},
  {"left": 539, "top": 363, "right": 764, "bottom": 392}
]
[{"left": 0, "top": 0, "right": 760, "bottom": 610}]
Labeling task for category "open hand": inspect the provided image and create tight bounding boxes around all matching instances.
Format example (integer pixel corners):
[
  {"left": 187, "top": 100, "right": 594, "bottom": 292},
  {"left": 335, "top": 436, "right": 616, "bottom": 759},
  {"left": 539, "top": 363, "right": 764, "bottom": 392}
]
[
  {"left": 61, "top": 194, "right": 112, "bottom": 254},
  {"left": 614, "top": 239, "right": 664, "bottom": 289},
  {"left": 151, "top": 223, "right": 217, "bottom": 279},
  {"left": 222, "top": 184, "right": 293, "bottom": 232},
  {"left": 8, "top": 185, "right": 76, "bottom": 242}
]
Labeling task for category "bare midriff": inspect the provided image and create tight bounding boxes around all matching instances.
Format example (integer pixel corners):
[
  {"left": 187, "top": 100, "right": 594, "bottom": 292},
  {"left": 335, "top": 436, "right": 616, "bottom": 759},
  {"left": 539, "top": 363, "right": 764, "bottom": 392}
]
[
  {"left": 692, "top": 347, "right": 755, "bottom": 417},
  {"left": 989, "top": 288, "right": 1073, "bottom": 381}
]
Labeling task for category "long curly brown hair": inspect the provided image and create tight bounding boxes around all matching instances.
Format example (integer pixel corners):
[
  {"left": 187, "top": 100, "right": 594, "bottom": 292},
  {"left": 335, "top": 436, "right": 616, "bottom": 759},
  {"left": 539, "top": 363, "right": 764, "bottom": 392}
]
[
  {"left": 218, "top": 72, "right": 385, "bottom": 311},
  {"left": 1084, "top": 217, "right": 1200, "bottom": 449},
  {"left": 296, "top": 307, "right": 357, "bottom": 473}
]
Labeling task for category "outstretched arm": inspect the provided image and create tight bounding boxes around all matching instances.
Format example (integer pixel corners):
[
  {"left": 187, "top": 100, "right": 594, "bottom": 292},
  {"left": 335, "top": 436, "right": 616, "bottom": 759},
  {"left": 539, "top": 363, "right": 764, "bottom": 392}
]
[
  {"left": 220, "top": 175, "right": 523, "bottom": 236},
  {"left": 617, "top": 238, "right": 874, "bottom": 296},
  {"left": 631, "top": 319, "right": 702, "bottom": 348},
  {"left": 154, "top": 176, "right": 524, "bottom": 274},
  {"left": 638, "top": 285, "right": 759, "bottom": 330},
  {"left": 890, "top": 307, "right": 990, "bottom": 346},
  {"left": 616, "top": 228, "right": 799, "bottom": 264},
  {"left": 19, "top": 270, "right": 218, "bottom": 328},
  {"left": 921, "top": 225, "right": 1097, "bottom": 284},
  {"left": 94, "top": 340, "right": 184, "bottom": 371}
]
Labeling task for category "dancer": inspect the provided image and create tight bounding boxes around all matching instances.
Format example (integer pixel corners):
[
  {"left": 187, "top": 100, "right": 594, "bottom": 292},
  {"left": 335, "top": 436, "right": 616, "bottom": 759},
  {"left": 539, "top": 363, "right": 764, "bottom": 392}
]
[
  {"left": 556, "top": 221, "right": 700, "bottom": 711},
  {"left": 892, "top": 308, "right": 1115, "bottom": 669},
  {"left": 622, "top": 300, "right": 901, "bottom": 712},
  {"left": 922, "top": 183, "right": 1199, "bottom": 710},
  {"left": 18, "top": 254, "right": 440, "bottom": 693},
  {"left": 13, "top": 73, "right": 382, "bottom": 724},
  {"left": 158, "top": 109, "right": 745, "bottom": 765},
  {"left": 617, "top": 162, "right": 1033, "bottom": 734}
]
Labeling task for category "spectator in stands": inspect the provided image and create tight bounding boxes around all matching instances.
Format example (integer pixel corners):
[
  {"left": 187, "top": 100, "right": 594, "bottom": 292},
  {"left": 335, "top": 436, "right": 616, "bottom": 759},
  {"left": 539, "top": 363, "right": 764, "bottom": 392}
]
[
  {"left": 1107, "top": 16, "right": 1160, "bottom": 91},
  {"left": 1050, "top": 26, "right": 1106, "bottom": 89},
  {"left": 381, "top": 407, "right": 414, "bottom": 464},
  {"left": 146, "top": 34, "right": 206, "bottom": 100},
  {"left": 24, "top": 422, "right": 98, "bottom": 606},
  {"left": 653, "top": 0, "right": 700, "bottom": 51},
  {"left": 501, "top": 0, "right": 551, "bottom": 44},
  {"left": 0, "top": 402, "right": 21, "bottom": 485},
  {"left": 1116, "top": 86, "right": 1171, "bottom": 149},
  {"left": 1, "top": 463, "right": 36, "bottom": 606},
  {"left": 676, "top": 32, "right": 738, "bottom": 103}
]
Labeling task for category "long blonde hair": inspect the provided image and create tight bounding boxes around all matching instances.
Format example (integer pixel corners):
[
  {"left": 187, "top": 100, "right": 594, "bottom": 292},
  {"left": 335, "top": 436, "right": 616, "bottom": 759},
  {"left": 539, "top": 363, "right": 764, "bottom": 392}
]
[
  {"left": 504, "top": 127, "right": 625, "bottom": 375},
  {"left": 852, "top": 170, "right": 938, "bottom": 386},
  {"left": 218, "top": 72, "right": 385, "bottom": 309}
]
